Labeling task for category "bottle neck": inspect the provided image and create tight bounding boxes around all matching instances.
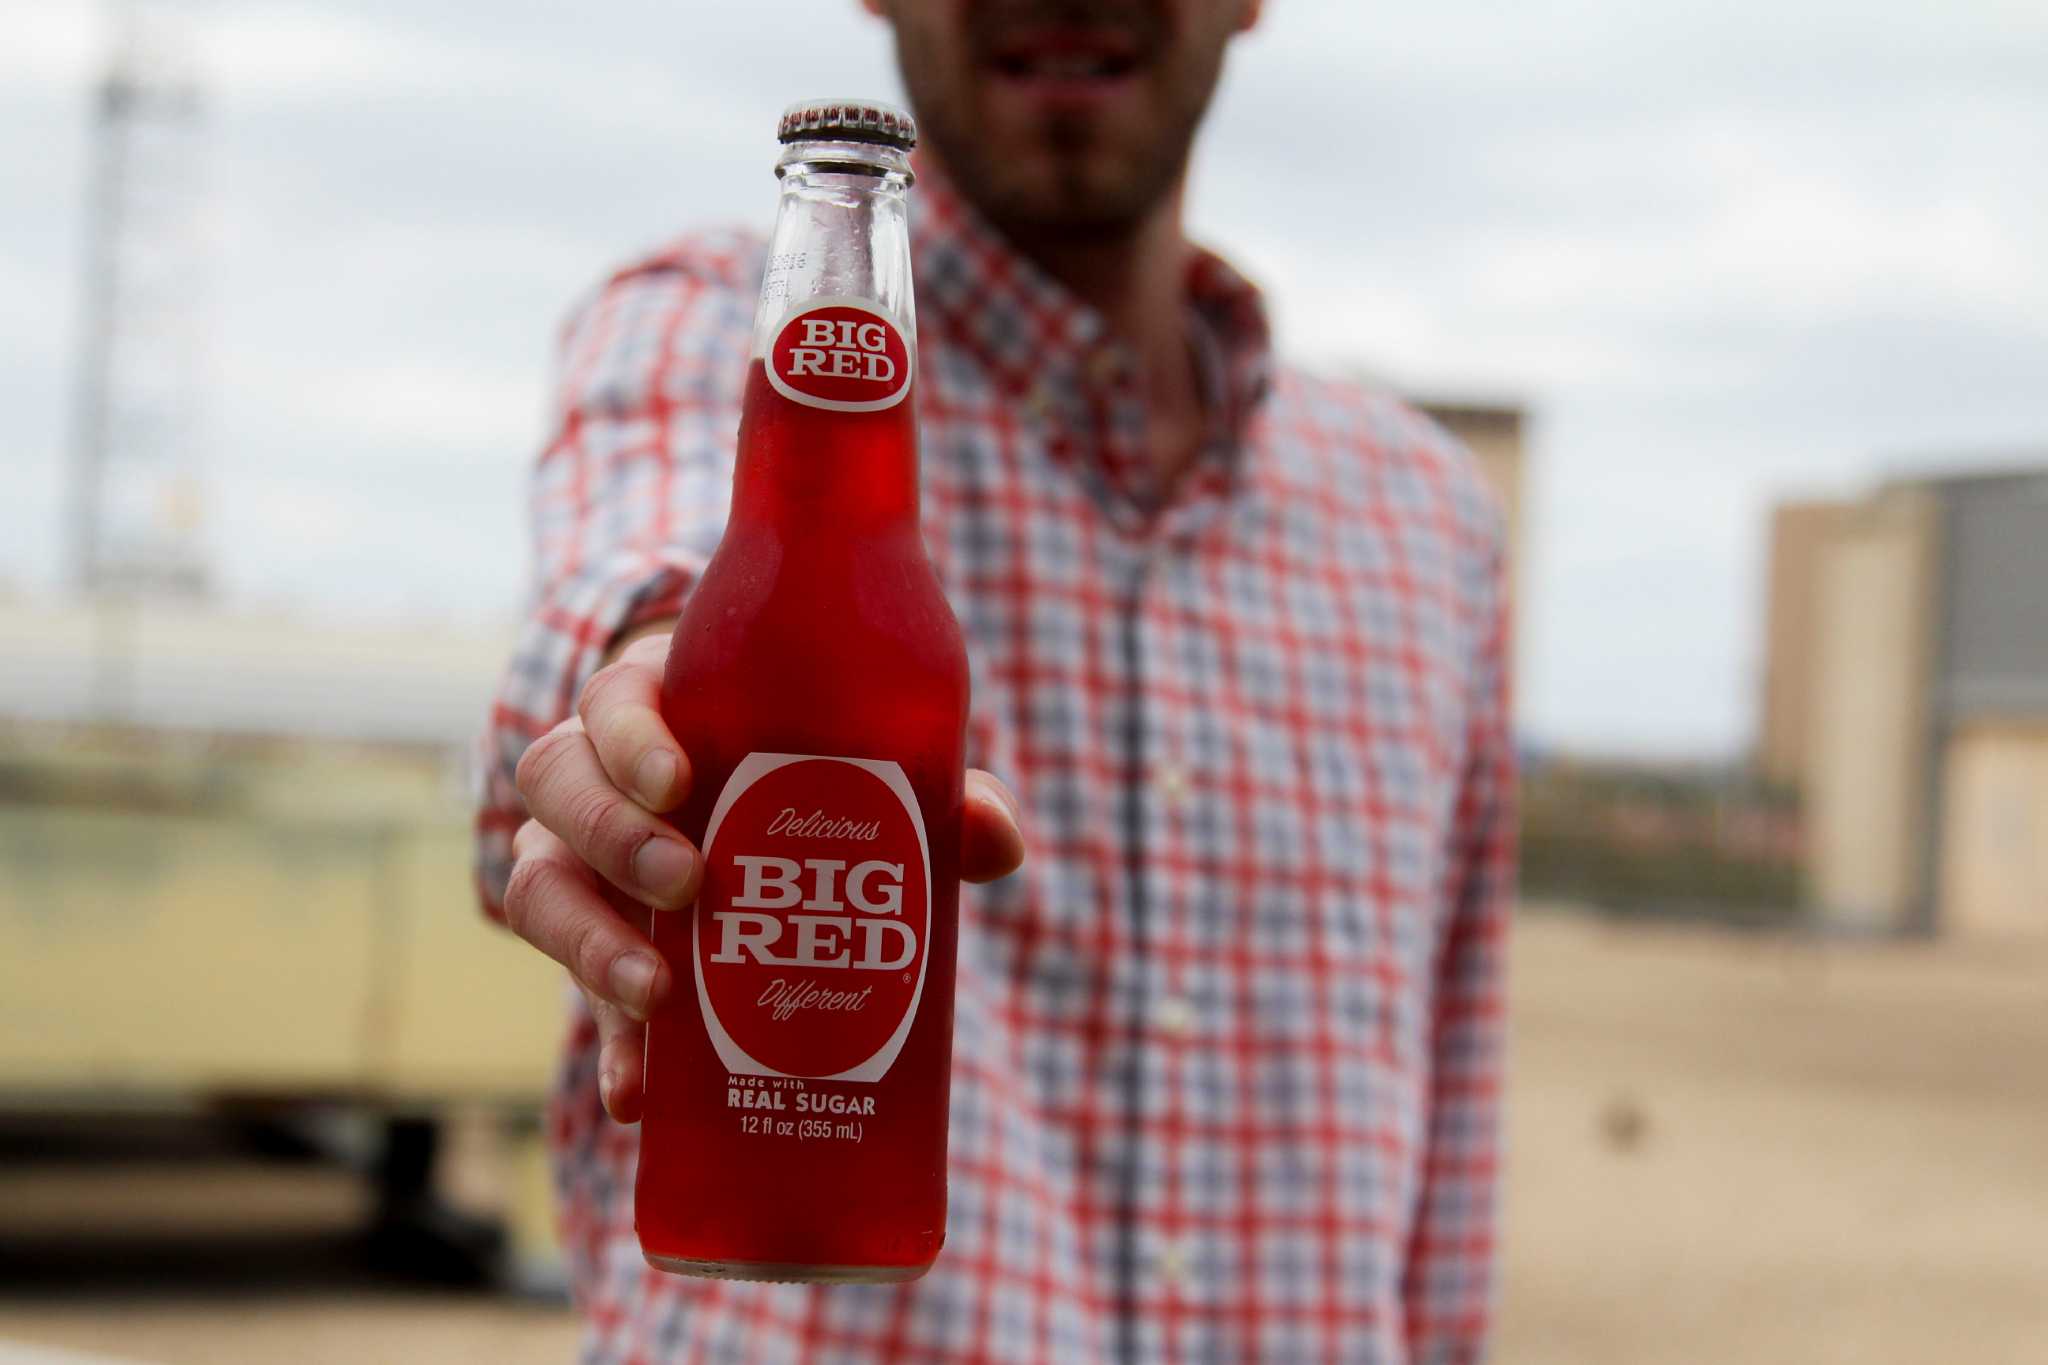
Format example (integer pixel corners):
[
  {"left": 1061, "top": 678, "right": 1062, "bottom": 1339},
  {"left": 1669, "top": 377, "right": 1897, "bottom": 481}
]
[
  {"left": 734, "top": 139, "right": 920, "bottom": 544},
  {"left": 749, "top": 140, "right": 916, "bottom": 358}
]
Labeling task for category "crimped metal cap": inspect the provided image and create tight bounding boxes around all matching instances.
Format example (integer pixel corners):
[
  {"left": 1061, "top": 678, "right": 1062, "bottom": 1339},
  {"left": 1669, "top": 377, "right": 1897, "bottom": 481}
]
[{"left": 777, "top": 98, "right": 917, "bottom": 150}]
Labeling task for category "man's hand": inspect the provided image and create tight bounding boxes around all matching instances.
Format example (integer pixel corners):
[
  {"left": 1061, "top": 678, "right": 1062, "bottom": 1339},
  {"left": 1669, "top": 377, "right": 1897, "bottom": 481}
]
[{"left": 504, "top": 632, "right": 1024, "bottom": 1123}]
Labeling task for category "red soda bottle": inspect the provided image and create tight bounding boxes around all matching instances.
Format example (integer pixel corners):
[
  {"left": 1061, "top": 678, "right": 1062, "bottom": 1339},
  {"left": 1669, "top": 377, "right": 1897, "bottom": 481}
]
[{"left": 637, "top": 99, "right": 969, "bottom": 1282}]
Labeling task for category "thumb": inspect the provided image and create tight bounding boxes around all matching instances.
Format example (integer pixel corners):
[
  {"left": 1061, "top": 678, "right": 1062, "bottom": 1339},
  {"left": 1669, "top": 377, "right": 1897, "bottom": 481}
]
[{"left": 960, "top": 768, "right": 1024, "bottom": 883}]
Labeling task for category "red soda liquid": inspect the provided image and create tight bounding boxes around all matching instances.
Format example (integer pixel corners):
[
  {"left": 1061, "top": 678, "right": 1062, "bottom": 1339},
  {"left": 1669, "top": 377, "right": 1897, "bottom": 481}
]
[{"left": 637, "top": 359, "right": 968, "bottom": 1279}]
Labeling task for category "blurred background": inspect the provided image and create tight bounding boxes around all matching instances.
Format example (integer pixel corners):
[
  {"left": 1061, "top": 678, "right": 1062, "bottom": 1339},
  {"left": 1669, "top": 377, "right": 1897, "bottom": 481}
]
[{"left": 3, "top": 1, "right": 2045, "bottom": 1361}]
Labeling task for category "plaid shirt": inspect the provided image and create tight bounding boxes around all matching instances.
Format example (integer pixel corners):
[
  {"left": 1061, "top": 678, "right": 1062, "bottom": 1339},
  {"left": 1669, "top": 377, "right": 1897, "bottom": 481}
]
[{"left": 477, "top": 166, "right": 1513, "bottom": 1364}]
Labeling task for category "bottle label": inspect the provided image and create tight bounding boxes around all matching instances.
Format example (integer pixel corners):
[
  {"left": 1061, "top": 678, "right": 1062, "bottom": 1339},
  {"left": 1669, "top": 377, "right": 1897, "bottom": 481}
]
[
  {"left": 764, "top": 298, "right": 915, "bottom": 413},
  {"left": 692, "top": 752, "right": 931, "bottom": 1081}
]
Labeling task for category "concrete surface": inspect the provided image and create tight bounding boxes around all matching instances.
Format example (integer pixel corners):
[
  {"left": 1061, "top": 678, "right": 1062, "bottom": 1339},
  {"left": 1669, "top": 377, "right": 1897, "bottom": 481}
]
[{"left": 3, "top": 907, "right": 2044, "bottom": 1363}]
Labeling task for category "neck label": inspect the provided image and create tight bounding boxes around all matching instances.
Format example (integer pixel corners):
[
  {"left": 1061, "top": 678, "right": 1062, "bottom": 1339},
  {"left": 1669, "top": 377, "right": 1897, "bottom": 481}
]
[{"left": 766, "top": 298, "right": 914, "bottom": 413}]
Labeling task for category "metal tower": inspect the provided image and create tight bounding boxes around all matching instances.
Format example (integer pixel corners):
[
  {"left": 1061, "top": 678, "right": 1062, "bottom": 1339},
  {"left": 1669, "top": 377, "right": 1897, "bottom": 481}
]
[{"left": 67, "top": 0, "right": 210, "bottom": 599}]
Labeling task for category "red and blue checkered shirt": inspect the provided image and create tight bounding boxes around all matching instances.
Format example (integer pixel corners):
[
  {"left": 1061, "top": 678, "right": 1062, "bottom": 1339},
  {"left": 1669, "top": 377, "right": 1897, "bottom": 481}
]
[{"left": 476, "top": 166, "right": 1513, "bottom": 1364}]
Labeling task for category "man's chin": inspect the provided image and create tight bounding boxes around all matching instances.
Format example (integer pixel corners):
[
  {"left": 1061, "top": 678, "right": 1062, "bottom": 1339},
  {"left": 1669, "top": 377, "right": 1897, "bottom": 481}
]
[{"left": 965, "top": 155, "right": 1167, "bottom": 239}]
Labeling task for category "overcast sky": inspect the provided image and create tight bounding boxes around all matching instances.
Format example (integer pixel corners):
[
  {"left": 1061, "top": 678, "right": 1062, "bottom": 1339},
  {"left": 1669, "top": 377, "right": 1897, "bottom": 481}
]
[{"left": 5, "top": 0, "right": 2045, "bottom": 757}]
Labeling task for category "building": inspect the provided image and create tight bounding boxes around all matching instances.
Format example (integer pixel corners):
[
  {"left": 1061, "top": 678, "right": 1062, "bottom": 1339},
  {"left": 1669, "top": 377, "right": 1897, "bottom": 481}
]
[
  {"left": 1758, "top": 501, "right": 1857, "bottom": 786},
  {"left": 1416, "top": 399, "right": 1527, "bottom": 614},
  {"left": 1761, "top": 466, "right": 2048, "bottom": 938},
  {"left": 0, "top": 601, "right": 565, "bottom": 1279}
]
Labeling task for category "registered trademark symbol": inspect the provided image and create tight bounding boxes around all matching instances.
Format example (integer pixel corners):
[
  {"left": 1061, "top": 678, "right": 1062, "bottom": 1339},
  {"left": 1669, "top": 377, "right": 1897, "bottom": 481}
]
[{"left": 901, "top": 972, "right": 912, "bottom": 983}]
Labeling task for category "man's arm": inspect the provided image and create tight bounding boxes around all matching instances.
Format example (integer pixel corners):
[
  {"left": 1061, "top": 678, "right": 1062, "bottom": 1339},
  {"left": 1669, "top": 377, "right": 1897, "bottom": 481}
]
[
  {"left": 474, "top": 249, "right": 747, "bottom": 928},
  {"left": 1403, "top": 544, "right": 1515, "bottom": 1363}
]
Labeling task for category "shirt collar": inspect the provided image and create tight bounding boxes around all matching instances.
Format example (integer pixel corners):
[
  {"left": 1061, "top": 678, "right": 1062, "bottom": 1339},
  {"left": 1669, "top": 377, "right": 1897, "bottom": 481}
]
[{"left": 909, "top": 159, "right": 1275, "bottom": 455}]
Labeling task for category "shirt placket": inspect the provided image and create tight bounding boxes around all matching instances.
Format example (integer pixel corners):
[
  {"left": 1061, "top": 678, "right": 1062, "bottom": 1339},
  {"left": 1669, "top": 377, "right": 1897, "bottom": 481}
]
[
  {"left": 1023, "top": 336, "right": 1160, "bottom": 1360},
  {"left": 1101, "top": 522, "right": 1153, "bottom": 1364}
]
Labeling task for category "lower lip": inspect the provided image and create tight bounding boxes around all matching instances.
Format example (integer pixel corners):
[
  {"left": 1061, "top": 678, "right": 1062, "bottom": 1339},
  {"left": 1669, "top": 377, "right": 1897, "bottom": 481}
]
[{"left": 988, "top": 67, "right": 1142, "bottom": 110}]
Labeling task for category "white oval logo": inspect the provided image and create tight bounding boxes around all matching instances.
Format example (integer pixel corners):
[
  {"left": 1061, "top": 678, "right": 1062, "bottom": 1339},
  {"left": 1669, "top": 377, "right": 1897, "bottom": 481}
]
[
  {"left": 692, "top": 753, "right": 931, "bottom": 1081},
  {"left": 765, "top": 298, "right": 915, "bottom": 413}
]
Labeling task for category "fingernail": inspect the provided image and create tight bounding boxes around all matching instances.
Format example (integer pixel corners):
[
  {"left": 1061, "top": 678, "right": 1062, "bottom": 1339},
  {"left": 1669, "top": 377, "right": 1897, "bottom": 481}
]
[
  {"left": 634, "top": 749, "right": 677, "bottom": 808},
  {"left": 634, "top": 837, "right": 696, "bottom": 902},
  {"left": 981, "top": 774, "right": 1022, "bottom": 824},
  {"left": 609, "top": 951, "right": 658, "bottom": 1018},
  {"left": 598, "top": 1064, "right": 616, "bottom": 1115}
]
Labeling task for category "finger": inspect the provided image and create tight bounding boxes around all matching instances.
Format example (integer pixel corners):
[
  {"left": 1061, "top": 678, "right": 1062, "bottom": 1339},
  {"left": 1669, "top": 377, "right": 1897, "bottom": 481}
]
[
  {"left": 515, "top": 720, "right": 703, "bottom": 910},
  {"left": 503, "top": 821, "right": 672, "bottom": 1021},
  {"left": 578, "top": 635, "right": 691, "bottom": 814},
  {"left": 961, "top": 768, "right": 1025, "bottom": 883},
  {"left": 583, "top": 987, "right": 649, "bottom": 1124}
]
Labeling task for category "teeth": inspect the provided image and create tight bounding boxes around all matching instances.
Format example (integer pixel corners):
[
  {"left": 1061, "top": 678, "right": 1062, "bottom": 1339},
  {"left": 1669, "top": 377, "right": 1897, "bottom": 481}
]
[{"left": 1026, "top": 54, "right": 1113, "bottom": 78}]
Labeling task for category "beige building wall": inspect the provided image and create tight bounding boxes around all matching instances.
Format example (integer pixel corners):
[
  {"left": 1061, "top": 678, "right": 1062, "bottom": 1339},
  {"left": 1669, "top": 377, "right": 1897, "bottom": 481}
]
[
  {"left": 1938, "top": 724, "right": 2048, "bottom": 940},
  {"left": 0, "top": 737, "right": 561, "bottom": 1103},
  {"left": 1418, "top": 402, "right": 1525, "bottom": 615},
  {"left": 1758, "top": 501, "right": 1857, "bottom": 786},
  {"left": 1804, "top": 491, "right": 1941, "bottom": 931},
  {"left": 0, "top": 804, "right": 385, "bottom": 1093}
]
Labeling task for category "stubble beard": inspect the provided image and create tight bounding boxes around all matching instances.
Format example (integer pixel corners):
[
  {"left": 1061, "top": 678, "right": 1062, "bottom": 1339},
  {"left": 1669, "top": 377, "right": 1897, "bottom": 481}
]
[
  {"left": 931, "top": 84, "right": 1212, "bottom": 243},
  {"left": 894, "top": 13, "right": 1227, "bottom": 246}
]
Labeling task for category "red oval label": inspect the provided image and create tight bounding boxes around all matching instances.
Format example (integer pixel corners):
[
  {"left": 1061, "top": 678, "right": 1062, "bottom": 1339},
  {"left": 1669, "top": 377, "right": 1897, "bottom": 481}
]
[
  {"left": 693, "top": 754, "right": 930, "bottom": 1080},
  {"left": 765, "top": 299, "right": 914, "bottom": 412}
]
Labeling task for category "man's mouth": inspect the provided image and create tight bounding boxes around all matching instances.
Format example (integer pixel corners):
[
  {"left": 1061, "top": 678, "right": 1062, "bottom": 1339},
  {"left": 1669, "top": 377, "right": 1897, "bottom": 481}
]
[
  {"left": 983, "top": 26, "right": 1150, "bottom": 100},
  {"left": 990, "top": 36, "right": 1143, "bottom": 82}
]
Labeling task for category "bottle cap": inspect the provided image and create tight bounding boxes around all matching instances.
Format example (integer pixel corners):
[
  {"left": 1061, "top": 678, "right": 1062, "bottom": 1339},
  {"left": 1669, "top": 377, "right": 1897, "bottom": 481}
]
[{"left": 778, "top": 98, "right": 917, "bottom": 150}]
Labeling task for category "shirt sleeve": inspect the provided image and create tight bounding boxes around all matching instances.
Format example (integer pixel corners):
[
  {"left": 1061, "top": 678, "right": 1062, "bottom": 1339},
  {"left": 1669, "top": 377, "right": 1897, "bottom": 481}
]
[
  {"left": 1403, "top": 539, "right": 1515, "bottom": 1362},
  {"left": 473, "top": 238, "right": 758, "bottom": 922}
]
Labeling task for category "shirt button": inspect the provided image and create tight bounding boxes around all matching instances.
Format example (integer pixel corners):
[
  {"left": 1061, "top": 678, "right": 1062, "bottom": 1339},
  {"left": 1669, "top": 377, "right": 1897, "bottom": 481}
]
[
  {"left": 1157, "top": 1238, "right": 1191, "bottom": 1289},
  {"left": 1026, "top": 383, "right": 1058, "bottom": 421},
  {"left": 1153, "top": 763, "right": 1190, "bottom": 807},
  {"left": 1155, "top": 995, "right": 1195, "bottom": 1038}
]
